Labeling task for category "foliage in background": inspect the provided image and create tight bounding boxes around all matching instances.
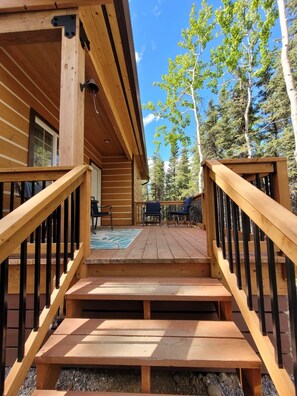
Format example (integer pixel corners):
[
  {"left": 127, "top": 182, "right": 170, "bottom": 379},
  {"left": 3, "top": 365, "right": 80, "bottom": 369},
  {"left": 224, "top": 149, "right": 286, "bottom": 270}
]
[{"left": 143, "top": 0, "right": 297, "bottom": 211}]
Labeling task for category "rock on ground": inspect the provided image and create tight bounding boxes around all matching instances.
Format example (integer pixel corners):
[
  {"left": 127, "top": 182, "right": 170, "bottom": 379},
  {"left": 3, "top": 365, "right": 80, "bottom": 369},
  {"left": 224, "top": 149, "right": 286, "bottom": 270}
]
[{"left": 14, "top": 368, "right": 278, "bottom": 396}]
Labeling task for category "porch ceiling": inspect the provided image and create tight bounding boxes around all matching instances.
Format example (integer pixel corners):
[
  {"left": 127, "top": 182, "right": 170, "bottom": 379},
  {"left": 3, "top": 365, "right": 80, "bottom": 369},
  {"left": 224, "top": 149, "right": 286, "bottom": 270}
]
[{"left": 0, "top": 0, "right": 148, "bottom": 177}]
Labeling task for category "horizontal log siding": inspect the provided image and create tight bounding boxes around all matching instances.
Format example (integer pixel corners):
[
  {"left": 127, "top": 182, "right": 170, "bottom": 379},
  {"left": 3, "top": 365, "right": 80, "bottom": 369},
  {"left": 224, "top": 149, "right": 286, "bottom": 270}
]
[
  {"left": 102, "top": 157, "right": 132, "bottom": 226},
  {"left": 134, "top": 159, "right": 143, "bottom": 202}
]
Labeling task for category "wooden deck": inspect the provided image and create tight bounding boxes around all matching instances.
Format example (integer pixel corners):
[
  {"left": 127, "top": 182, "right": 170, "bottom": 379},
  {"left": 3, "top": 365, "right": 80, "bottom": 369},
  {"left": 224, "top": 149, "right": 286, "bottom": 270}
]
[{"left": 87, "top": 226, "right": 209, "bottom": 265}]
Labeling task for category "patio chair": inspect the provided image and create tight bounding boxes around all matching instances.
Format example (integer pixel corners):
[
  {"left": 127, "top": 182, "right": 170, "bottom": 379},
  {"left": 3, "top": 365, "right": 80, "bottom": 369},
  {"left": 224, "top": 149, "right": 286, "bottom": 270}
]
[
  {"left": 167, "top": 196, "right": 193, "bottom": 225},
  {"left": 91, "top": 196, "right": 113, "bottom": 232},
  {"left": 143, "top": 201, "right": 162, "bottom": 225}
]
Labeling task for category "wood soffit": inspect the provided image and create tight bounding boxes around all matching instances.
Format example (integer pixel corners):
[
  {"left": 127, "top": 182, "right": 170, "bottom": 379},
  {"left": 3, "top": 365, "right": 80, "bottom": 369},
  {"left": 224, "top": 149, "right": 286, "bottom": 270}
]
[{"left": 0, "top": 0, "right": 149, "bottom": 178}]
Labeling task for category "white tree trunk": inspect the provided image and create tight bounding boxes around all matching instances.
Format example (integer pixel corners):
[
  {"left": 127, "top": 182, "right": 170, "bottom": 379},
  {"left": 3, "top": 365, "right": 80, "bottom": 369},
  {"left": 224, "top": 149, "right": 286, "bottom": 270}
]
[
  {"left": 244, "top": 80, "right": 252, "bottom": 158},
  {"left": 277, "top": 0, "right": 297, "bottom": 162},
  {"left": 191, "top": 85, "right": 204, "bottom": 193}
]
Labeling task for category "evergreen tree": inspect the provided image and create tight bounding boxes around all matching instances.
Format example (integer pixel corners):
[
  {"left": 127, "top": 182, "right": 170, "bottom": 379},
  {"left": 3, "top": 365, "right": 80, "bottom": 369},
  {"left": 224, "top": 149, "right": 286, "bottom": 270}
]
[
  {"left": 175, "top": 144, "right": 191, "bottom": 199},
  {"left": 149, "top": 154, "right": 165, "bottom": 201},
  {"left": 164, "top": 141, "right": 179, "bottom": 200}
]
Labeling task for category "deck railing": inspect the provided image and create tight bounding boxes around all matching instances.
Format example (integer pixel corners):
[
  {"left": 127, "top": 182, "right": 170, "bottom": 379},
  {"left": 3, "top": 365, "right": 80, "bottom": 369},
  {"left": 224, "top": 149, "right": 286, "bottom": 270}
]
[
  {"left": 203, "top": 158, "right": 296, "bottom": 396},
  {"left": 0, "top": 165, "right": 91, "bottom": 396},
  {"left": 134, "top": 194, "right": 202, "bottom": 226}
]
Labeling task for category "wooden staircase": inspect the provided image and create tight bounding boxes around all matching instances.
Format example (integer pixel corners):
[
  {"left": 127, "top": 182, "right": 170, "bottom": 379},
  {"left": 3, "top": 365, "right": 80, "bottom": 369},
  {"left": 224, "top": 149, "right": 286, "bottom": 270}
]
[{"left": 33, "top": 277, "right": 262, "bottom": 395}]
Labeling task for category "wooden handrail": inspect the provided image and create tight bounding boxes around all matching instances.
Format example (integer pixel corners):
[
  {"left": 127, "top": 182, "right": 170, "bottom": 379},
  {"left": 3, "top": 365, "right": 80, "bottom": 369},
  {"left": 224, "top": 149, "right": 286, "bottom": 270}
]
[
  {"left": 0, "top": 165, "right": 91, "bottom": 396},
  {"left": 203, "top": 158, "right": 296, "bottom": 396},
  {"left": 206, "top": 159, "right": 297, "bottom": 265},
  {"left": 0, "top": 165, "right": 88, "bottom": 264}
]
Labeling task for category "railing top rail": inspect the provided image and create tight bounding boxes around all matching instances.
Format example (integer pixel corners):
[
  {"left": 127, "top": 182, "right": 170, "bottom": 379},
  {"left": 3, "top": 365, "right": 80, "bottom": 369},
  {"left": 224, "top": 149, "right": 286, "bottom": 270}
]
[
  {"left": 0, "top": 166, "right": 74, "bottom": 182},
  {"left": 216, "top": 157, "right": 287, "bottom": 164},
  {"left": 205, "top": 159, "right": 297, "bottom": 264},
  {"left": 0, "top": 165, "right": 88, "bottom": 264}
]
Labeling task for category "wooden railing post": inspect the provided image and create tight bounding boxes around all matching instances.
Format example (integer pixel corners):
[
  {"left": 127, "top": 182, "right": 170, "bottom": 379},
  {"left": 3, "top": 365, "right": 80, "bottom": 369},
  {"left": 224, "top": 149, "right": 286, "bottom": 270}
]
[
  {"left": 203, "top": 164, "right": 221, "bottom": 278},
  {"left": 272, "top": 159, "right": 291, "bottom": 211},
  {"left": 78, "top": 166, "right": 91, "bottom": 278}
]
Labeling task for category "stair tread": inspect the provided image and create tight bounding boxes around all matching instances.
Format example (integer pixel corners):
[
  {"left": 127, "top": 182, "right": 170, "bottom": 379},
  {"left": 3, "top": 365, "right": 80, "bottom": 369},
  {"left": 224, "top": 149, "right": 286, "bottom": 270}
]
[
  {"left": 65, "top": 277, "right": 231, "bottom": 301},
  {"left": 36, "top": 319, "right": 260, "bottom": 369},
  {"left": 54, "top": 318, "right": 244, "bottom": 338}
]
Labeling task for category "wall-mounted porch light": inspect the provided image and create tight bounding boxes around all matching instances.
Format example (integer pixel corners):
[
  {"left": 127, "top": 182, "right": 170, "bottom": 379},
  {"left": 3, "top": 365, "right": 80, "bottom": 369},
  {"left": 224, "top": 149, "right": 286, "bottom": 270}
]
[{"left": 80, "top": 79, "right": 100, "bottom": 115}]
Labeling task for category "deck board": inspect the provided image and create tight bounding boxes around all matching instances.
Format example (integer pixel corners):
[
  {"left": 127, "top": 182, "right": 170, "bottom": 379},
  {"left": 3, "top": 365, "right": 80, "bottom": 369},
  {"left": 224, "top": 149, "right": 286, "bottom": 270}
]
[{"left": 87, "top": 226, "right": 209, "bottom": 265}]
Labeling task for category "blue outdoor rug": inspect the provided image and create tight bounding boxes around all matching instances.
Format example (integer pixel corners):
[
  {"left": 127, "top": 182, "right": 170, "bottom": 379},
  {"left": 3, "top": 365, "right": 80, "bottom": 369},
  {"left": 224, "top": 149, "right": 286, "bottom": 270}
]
[{"left": 91, "top": 228, "right": 142, "bottom": 249}]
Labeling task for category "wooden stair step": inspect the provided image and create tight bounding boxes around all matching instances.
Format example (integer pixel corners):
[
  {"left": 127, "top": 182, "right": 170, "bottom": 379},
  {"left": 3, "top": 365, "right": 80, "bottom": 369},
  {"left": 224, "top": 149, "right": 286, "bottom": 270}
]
[
  {"left": 65, "top": 277, "right": 232, "bottom": 320},
  {"left": 35, "top": 319, "right": 262, "bottom": 395}
]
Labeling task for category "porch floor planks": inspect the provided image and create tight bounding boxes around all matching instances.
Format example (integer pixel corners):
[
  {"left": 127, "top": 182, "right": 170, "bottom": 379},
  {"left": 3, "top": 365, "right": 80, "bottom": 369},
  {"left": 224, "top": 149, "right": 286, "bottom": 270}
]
[
  {"left": 142, "top": 227, "right": 159, "bottom": 263},
  {"left": 155, "top": 227, "right": 174, "bottom": 262},
  {"left": 169, "top": 228, "right": 205, "bottom": 261},
  {"left": 87, "top": 226, "right": 209, "bottom": 265}
]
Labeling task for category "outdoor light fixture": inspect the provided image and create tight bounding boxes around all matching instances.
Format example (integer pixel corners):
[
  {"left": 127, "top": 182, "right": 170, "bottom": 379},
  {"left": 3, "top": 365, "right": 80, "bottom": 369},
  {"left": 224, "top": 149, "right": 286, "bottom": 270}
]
[
  {"left": 80, "top": 79, "right": 100, "bottom": 115},
  {"left": 104, "top": 138, "right": 111, "bottom": 144}
]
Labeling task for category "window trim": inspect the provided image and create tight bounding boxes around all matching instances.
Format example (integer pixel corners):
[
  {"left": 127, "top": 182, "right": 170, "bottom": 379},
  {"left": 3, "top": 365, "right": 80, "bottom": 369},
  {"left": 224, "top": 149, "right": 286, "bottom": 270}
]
[{"left": 28, "top": 109, "right": 59, "bottom": 167}]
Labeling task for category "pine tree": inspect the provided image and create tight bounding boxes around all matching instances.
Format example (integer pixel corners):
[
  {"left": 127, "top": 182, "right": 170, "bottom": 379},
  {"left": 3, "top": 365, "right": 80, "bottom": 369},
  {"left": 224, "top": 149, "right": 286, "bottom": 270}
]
[
  {"left": 175, "top": 144, "right": 191, "bottom": 199},
  {"left": 149, "top": 154, "right": 165, "bottom": 201},
  {"left": 164, "top": 141, "right": 179, "bottom": 200}
]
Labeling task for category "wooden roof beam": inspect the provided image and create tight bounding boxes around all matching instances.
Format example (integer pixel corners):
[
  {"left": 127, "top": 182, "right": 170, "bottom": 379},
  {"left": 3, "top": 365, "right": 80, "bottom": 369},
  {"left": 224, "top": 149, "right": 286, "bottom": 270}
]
[
  {"left": 0, "top": 8, "right": 77, "bottom": 35},
  {"left": 0, "top": 1, "right": 112, "bottom": 13}
]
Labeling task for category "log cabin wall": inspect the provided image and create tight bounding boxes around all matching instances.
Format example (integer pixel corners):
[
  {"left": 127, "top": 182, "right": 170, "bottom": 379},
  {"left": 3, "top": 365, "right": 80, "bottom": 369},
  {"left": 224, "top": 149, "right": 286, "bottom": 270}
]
[
  {"left": 134, "top": 158, "right": 143, "bottom": 203},
  {"left": 102, "top": 156, "right": 133, "bottom": 226},
  {"left": 0, "top": 46, "right": 60, "bottom": 169}
]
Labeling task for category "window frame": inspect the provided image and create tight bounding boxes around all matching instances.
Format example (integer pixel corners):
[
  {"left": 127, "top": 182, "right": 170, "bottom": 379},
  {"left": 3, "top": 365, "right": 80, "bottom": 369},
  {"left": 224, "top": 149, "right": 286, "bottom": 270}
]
[{"left": 28, "top": 109, "right": 59, "bottom": 167}]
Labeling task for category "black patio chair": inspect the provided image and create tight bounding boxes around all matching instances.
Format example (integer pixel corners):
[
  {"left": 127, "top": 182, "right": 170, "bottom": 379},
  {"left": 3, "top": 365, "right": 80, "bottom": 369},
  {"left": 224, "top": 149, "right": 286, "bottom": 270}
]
[
  {"left": 91, "top": 196, "right": 113, "bottom": 232},
  {"left": 167, "top": 196, "right": 193, "bottom": 225},
  {"left": 143, "top": 201, "right": 162, "bottom": 225}
]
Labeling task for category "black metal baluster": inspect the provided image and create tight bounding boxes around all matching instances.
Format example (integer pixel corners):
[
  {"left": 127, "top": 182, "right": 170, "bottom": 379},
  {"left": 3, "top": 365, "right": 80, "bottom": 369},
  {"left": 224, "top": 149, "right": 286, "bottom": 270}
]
[
  {"left": 264, "top": 176, "right": 270, "bottom": 197},
  {"left": 0, "top": 182, "right": 3, "bottom": 219},
  {"left": 10, "top": 182, "right": 15, "bottom": 212},
  {"left": 70, "top": 192, "right": 75, "bottom": 260},
  {"left": 266, "top": 237, "right": 283, "bottom": 367},
  {"left": 34, "top": 226, "right": 41, "bottom": 331},
  {"left": 53, "top": 209, "right": 57, "bottom": 243},
  {"left": 63, "top": 197, "right": 69, "bottom": 273},
  {"left": 41, "top": 181, "right": 47, "bottom": 243},
  {"left": 30, "top": 182, "right": 36, "bottom": 243},
  {"left": 20, "top": 181, "right": 25, "bottom": 204},
  {"left": 253, "top": 221, "right": 267, "bottom": 335},
  {"left": 231, "top": 200, "right": 242, "bottom": 289},
  {"left": 241, "top": 211, "right": 253, "bottom": 310},
  {"left": 225, "top": 195, "right": 233, "bottom": 272},
  {"left": 285, "top": 257, "right": 297, "bottom": 386},
  {"left": 0, "top": 259, "right": 8, "bottom": 396},
  {"left": 55, "top": 206, "right": 61, "bottom": 289},
  {"left": 268, "top": 173, "right": 274, "bottom": 199},
  {"left": 75, "top": 187, "right": 80, "bottom": 250},
  {"left": 18, "top": 239, "right": 27, "bottom": 361},
  {"left": 218, "top": 188, "right": 226, "bottom": 259},
  {"left": 213, "top": 185, "right": 220, "bottom": 247},
  {"left": 46, "top": 214, "right": 53, "bottom": 308},
  {"left": 255, "top": 175, "right": 265, "bottom": 241}
]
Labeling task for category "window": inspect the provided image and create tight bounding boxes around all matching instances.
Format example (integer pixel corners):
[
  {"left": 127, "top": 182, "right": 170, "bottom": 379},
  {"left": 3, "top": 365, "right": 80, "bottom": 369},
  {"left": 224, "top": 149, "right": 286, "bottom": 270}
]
[{"left": 29, "top": 110, "right": 59, "bottom": 166}]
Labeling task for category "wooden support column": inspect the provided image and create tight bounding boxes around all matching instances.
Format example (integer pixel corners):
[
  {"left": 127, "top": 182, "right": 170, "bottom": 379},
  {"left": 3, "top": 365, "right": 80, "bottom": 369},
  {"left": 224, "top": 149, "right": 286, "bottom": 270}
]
[
  {"left": 203, "top": 164, "right": 221, "bottom": 278},
  {"left": 59, "top": 12, "right": 85, "bottom": 166}
]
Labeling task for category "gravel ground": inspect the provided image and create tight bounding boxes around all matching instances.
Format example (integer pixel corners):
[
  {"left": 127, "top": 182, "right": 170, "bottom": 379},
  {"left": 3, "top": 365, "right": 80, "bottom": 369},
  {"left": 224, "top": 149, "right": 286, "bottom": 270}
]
[{"left": 15, "top": 367, "right": 278, "bottom": 396}]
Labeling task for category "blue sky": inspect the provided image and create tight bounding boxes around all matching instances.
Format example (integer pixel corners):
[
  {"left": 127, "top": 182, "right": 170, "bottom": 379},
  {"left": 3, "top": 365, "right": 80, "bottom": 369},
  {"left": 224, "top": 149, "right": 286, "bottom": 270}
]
[
  {"left": 129, "top": 0, "right": 281, "bottom": 162},
  {"left": 129, "top": 0, "right": 198, "bottom": 161}
]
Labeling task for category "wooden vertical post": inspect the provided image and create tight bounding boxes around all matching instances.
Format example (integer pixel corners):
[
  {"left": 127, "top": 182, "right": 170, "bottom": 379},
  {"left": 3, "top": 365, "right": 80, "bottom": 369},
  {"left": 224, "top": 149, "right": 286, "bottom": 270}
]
[
  {"left": 203, "top": 164, "right": 221, "bottom": 278},
  {"left": 59, "top": 13, "right": 85, "bottom": 166},
  {"left": 272, "top": 159, "right": 291, "bottom": 211},
  {"left": 77, "top": 165, "right": 91, "bottom": 278}
]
